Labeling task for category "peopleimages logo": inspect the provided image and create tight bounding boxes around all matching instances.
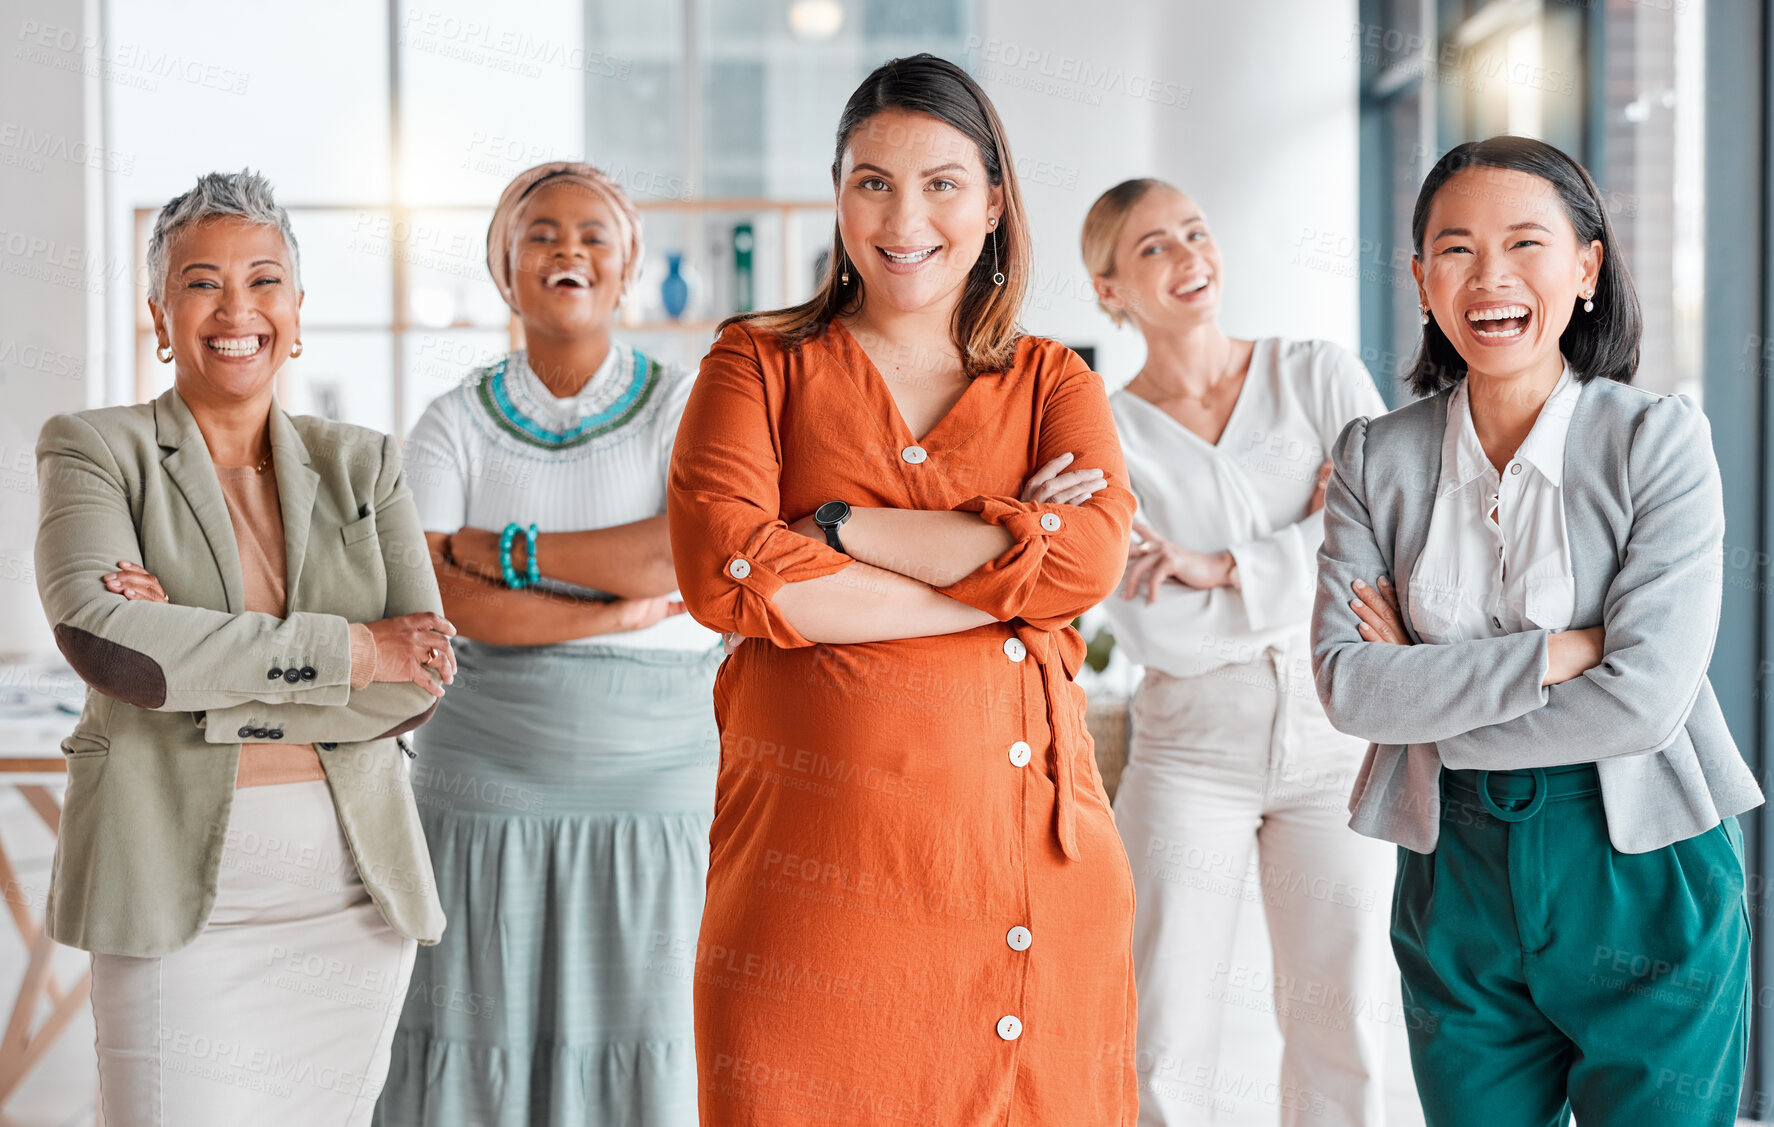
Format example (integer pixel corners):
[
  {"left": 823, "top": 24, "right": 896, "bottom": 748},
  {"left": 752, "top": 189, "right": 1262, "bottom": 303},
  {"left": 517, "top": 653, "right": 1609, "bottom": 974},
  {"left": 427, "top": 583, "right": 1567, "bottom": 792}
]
[
  {"left": 15, "top": 21, "right": 251, "bottom": 95},
  {"left": 398, "top": 8, "right": 631, "bottom": 79},
  {"left": 965, "top": 36, "right": 1191, "bottom": 110},
  {"left": 1344, "top": 21, "right": 1578, "bottom": 96},
  {"left": 0, "top": 124, "right": 135, "bottom": 174}
]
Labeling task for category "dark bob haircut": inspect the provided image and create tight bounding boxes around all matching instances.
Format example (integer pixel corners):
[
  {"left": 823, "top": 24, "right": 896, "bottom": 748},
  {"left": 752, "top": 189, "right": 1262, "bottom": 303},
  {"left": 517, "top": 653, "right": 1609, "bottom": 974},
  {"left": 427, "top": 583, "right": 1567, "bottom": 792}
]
[{"left": 1406, "top": 135, "right": 1641, "bottom": 397}]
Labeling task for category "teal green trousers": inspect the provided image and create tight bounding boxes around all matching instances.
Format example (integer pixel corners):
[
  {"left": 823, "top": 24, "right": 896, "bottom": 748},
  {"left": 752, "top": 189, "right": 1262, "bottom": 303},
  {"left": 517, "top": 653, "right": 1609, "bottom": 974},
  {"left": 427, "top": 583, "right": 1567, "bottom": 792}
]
[{"left": 1391, "top": 763, "right": 1750, "bottom": 1127}]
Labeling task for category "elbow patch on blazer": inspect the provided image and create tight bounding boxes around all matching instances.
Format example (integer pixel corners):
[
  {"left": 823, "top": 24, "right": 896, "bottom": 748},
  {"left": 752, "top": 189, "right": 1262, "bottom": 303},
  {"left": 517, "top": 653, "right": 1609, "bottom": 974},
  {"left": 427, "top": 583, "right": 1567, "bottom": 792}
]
[
  {"left": 53, "top": 624, "right": 167, "bottom": 709},
  {"left": 375, "top": 699, "right": 438, "bottom": 740}
]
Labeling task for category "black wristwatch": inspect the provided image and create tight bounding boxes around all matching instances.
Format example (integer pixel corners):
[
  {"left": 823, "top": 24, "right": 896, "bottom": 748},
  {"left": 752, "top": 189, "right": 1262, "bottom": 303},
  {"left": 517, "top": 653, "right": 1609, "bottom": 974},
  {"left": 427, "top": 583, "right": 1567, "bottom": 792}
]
[{"left": 813, "top": 500, "right": 852, "bottom": 554}]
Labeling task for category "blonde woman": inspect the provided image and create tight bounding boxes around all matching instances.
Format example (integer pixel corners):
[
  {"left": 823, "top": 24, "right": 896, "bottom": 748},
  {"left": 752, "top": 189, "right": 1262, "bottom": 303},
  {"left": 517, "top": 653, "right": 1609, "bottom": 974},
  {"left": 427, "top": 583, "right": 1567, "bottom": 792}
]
[
  {"left": 375, "top": 163, "right": 718, "bottom": 1126},
  {"left": 1084, "top": 178, "right": 1396, "bottom": 1126}
]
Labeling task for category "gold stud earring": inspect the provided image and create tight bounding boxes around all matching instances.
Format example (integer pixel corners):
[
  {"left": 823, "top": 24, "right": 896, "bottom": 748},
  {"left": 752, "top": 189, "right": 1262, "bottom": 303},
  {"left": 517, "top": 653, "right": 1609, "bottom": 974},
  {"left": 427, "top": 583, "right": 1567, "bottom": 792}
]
[{"left": 156, "top": 344, "right": 173, "bottom": 363}]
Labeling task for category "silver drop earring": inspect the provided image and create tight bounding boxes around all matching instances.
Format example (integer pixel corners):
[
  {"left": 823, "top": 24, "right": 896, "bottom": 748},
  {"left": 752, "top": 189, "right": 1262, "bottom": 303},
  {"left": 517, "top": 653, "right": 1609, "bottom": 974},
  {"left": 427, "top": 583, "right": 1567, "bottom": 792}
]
[
  {"left": 839, "top": 250, "right": 850, "bottom": 286},
  {"left": 1419, "top": 307, "right": 1430, "bottom": 326},
  {"left": 1583, "top": 291, "right": 1594, "bottom": 313},
  {"left": 989, "top": 219, "right": 1005, "bottom": 287}
]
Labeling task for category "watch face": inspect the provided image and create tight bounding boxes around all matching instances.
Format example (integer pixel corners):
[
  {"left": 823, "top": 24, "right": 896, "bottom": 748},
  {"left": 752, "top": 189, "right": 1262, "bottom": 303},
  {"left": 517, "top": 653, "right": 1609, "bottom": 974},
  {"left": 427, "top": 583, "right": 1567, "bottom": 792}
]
[{"left": 814, "top": 500, "right": 849, "bottom": 526}]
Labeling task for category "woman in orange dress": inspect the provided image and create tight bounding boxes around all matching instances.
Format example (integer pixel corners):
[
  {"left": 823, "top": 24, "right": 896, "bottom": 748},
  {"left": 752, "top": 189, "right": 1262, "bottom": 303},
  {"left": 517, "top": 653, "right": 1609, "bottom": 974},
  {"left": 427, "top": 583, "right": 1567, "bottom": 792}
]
[{"left": 668, "top": 54, "right": 1138, "bottom": 1126}]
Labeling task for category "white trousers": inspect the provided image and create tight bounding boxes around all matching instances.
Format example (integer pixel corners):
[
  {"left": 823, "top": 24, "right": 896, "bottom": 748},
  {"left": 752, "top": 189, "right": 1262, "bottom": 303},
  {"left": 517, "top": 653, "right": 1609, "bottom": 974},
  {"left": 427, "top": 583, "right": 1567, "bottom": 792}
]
[
  {"left": 1114, "top": 654, "right": 1397, "bottom": 1127},
  {"left": 90, "top": 780, "right": 417, "bottom": 1127}
]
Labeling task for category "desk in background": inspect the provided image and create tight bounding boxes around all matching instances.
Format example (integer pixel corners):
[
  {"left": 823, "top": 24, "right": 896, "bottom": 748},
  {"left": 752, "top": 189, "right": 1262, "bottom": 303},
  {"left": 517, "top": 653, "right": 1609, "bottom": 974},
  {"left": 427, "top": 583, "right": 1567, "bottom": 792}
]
[{"left": 0, "top": 660, "right": 83, "bottom": 1117}]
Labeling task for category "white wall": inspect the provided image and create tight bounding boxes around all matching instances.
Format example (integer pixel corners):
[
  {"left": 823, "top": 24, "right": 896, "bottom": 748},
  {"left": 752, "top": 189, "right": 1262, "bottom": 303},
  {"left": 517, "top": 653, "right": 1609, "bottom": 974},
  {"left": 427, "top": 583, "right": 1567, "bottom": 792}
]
[
  {"left": 1153, "top": 1, "right": 1362, "bottom": 353},
  {"left": 978, "top": 0, "right": 1361, "bottom": 388},
  {"left": 972, "top": 0, "right": 1159, "bottom": 388},
  {"left": 0, "top": 0, "right": 104, "bottom": 656}
]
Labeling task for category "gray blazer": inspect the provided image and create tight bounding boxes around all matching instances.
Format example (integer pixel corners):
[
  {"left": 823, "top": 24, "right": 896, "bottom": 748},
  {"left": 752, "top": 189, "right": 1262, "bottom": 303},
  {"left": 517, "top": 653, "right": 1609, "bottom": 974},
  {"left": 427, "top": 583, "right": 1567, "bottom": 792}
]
[{"left": 1311, "top": 376, "right": 1763, "bottom": 854}]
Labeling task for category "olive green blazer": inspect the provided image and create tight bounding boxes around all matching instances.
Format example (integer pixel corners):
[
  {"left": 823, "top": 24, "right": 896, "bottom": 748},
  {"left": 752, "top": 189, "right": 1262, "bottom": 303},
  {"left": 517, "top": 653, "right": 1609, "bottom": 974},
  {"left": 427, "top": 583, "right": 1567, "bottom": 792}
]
[{"left": 34, "top": 387, "right": 447, "bottom": 956}]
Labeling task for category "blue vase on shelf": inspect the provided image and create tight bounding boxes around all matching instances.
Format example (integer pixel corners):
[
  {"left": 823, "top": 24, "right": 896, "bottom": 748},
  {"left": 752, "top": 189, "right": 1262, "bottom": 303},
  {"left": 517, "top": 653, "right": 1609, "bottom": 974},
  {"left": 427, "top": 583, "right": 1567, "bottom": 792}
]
[{"left": 661, "top": 253, "right": 689, "bottom": 320}]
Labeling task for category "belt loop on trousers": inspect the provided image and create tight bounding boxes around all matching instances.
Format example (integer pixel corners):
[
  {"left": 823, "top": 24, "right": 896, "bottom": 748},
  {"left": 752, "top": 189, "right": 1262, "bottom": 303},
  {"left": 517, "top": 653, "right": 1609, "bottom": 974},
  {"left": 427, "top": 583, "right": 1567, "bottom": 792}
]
[
  {"left": 1265, "top": 648, "right": 1289, "bottom": 774},
  {"left": 1477, "top": 767, "right": 1548, "bottom": 822}
]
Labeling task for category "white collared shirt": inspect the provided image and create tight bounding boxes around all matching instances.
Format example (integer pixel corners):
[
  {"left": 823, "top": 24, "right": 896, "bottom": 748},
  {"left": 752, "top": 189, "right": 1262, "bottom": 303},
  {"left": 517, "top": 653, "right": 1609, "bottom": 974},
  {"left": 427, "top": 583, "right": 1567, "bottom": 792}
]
[
  {"left": 1103, "top": 338, "right": 1387, "bottom": 676},
  {"left": 1408, "top": 364, "right": 1580, "bottom": 643}
]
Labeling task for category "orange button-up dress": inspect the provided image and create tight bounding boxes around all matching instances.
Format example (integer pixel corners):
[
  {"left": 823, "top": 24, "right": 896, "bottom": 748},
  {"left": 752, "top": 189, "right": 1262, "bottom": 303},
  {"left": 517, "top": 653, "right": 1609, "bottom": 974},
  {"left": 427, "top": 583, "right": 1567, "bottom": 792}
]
[{"left": 668, "top": 320, "right": 1138, "bottom": 1126}]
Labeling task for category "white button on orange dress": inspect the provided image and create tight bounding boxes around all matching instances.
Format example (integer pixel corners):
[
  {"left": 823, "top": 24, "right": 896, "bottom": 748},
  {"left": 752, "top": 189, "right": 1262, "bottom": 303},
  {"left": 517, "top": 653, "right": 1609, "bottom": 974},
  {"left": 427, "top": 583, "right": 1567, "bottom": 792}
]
[{"left": 670, "top": 320, "right": 1138, "bottom": 1126}]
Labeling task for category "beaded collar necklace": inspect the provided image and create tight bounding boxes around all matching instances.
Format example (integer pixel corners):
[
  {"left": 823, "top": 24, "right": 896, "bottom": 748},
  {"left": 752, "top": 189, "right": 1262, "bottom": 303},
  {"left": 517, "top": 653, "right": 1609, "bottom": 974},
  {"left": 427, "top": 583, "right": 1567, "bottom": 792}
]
[{"left": 475, "top": 347, "right": 660, "bottom": 450}]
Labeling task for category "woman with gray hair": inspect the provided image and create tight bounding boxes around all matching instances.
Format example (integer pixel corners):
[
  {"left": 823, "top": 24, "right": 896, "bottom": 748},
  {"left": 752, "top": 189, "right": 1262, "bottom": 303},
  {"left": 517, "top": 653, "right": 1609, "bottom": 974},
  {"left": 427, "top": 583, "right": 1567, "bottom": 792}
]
[{"left": 34, "top": 169, "right": 454, "bottom": 1126}]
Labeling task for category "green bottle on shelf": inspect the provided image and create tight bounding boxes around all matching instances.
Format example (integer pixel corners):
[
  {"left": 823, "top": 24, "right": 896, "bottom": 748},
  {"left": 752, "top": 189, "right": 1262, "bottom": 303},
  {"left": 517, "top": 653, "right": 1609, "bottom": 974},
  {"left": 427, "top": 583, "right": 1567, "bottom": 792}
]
[{"left": 733, "top": 223, "right": 755, "bottom": 314}]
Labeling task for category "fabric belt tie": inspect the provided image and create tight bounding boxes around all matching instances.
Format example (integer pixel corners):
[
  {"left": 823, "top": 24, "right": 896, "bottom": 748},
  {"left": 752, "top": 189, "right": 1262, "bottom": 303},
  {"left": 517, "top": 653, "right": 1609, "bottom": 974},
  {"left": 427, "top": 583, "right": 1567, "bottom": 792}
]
[{"left": 1013, "top": 623, "right": 1086, "bottom": 862}]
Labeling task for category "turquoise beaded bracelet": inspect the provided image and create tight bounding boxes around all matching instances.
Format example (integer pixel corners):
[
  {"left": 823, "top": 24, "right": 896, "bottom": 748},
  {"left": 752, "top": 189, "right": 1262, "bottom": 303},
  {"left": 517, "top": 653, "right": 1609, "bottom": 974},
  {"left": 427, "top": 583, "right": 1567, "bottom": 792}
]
[
  {"left": 498, "top": 522, "right": 542, "bottom": 589},
  {"left": 498, "top": 523, "right": 520, "bottom": 588}
]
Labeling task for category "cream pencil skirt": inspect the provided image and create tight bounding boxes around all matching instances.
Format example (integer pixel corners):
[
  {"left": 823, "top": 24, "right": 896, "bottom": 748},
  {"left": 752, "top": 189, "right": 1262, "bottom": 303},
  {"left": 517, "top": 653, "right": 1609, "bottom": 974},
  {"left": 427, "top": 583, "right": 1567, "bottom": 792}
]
[{"left": 90, "top": 779, "right": 417, "bottom": 1127}]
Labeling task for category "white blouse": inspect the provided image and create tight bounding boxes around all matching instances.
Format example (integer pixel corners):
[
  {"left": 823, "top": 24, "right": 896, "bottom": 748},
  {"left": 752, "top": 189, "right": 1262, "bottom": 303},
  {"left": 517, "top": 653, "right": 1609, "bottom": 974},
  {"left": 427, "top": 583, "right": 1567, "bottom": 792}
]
[
  {"left": 1102, "top": 338, "right": 1387, "bottom": 677},
  {"left": 404, "top": 341, "right": 717, "bottom": 653},
  {"left": 1407, "top": 364, "right": 1579, "bottom": 644}
]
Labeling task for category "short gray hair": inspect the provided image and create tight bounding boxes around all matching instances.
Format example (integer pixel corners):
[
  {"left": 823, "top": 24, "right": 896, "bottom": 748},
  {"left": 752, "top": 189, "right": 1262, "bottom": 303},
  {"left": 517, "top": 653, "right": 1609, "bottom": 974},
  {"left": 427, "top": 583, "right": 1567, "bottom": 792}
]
[{"left": 146, "top": 169, "right": 302, "bottom": 303}]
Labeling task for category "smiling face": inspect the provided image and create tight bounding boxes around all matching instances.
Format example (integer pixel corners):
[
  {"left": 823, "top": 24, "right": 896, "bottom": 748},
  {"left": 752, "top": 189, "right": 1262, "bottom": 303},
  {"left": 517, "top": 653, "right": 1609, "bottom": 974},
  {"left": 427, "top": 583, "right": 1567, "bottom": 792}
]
[
  {"left": 835, "top": 108, "right": 1003, "bottom": 319},
  {"left": 149, "top": 217, "right": 302, "bottom": 407},
  {"left": 1094, "top": 185, "right": 1222, "bottom": 331},
  {"left": 507, "top": 180, "right": 628, "bottom": 340},
  {"left": 1413, "top": 165, "right": 1602, "bottom": 385}
]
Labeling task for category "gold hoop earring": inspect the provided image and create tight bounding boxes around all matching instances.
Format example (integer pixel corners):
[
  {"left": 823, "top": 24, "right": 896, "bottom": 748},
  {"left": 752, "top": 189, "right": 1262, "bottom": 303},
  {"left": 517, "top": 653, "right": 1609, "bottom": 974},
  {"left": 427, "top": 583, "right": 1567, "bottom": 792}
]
[
  {"left": 156, "top": 344, "right": 173, "bottom": 363},
  {"left": 289, "top": 340, "right": 303, "bottom": 358}
]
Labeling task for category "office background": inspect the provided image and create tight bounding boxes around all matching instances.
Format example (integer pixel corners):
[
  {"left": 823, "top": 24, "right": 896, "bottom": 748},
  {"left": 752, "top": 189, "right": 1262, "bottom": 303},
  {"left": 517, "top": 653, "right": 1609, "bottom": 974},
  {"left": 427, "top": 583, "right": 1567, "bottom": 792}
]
[{"left": 0, "top": 0, "right": 1758, "bottom": 1121}]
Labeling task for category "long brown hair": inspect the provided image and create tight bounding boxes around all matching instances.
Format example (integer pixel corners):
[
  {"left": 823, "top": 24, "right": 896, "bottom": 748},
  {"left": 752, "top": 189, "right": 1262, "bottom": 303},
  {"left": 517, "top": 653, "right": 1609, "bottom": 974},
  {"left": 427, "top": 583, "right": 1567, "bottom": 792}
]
[{"left": 724, "top": 54, "right": 1030, "bottom": 378}]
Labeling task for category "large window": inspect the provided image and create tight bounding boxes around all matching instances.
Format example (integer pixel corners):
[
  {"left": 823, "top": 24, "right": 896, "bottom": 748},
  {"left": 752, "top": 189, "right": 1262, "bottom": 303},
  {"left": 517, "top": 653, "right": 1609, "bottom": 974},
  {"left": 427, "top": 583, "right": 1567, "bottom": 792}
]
[
  {"left": 1599, "top": 0, "right": 1707, "bottom": 400},
  {"left": 1357, "top": 0, "right": 1704, "bottom": 401},
  {"left": 579, "top": 0, "right": 974, "bottom": 375},
  {"left": 109, "top": 0, "right": 974, "bottom": 433}
]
